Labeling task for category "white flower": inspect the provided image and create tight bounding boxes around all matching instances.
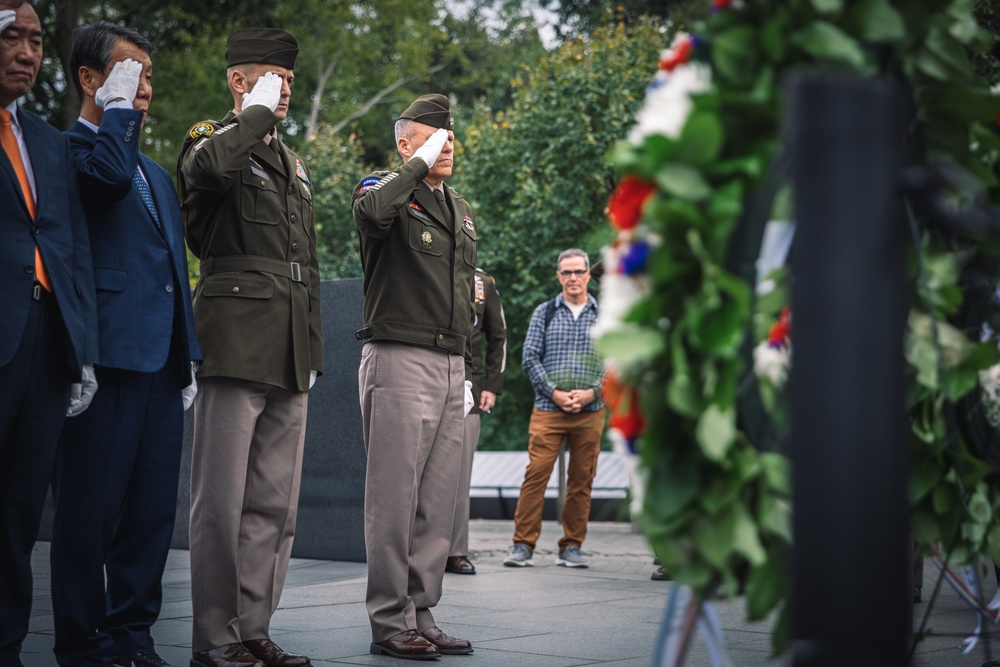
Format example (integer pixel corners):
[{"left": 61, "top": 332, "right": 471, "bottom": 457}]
[
  {"left": 628, "top": 62, "right": 712, "bottom": 144},
  {"left": 979, "top": 363, "right": 1000, "bottom": 428},
  {"left": 754, "top": 342, "right": 791, "bottom": 387},
  {"left": 592, "top": 269, "right": 650, "bottom": 340}
]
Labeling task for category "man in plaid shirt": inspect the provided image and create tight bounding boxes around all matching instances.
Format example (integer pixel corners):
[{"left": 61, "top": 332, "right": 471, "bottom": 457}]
[{"left": 504, "top": 248, "right": 606, "bottom": 569}]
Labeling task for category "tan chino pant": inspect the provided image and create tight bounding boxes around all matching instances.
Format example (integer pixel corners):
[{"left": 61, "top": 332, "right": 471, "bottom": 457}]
[
  {"left": 189, "top": 377, "right": 308, "bottom": 652},
  {"left": 358, "top": 342, "right": 465, "bottom": 642},
  {"left": 512, "top": 407, "right": 606, "bottom": 552}
]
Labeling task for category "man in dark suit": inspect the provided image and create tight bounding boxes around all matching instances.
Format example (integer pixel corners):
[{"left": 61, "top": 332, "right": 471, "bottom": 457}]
[
  {"left": 48, "top": 21, "right": 202, "bottom": 667},
  {"left": 0, "top": 2, "right": 99, "bottom": 666}
]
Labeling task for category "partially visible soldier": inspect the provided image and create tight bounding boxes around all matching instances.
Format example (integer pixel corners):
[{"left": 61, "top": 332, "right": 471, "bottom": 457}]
[
  {"left": 177, "top": 27, "right": 322, "bottom": 667},
  {"left": 446, "top": 267, "right": 506, "bottom": 575}
]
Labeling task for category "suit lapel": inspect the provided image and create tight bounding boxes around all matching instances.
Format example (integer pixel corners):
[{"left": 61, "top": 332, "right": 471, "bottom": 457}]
[
  {"left": 9, "top": 109, "right": 41, "bottom": 222},
  {"left": 139, "top": 155, "right": 172, "bottom": 246},
  {"left": 253, "top": 138, "right": 286, "bottom": 177}
]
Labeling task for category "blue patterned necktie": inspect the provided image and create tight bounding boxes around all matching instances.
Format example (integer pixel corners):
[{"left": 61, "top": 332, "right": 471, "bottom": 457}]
[{"left": 133, "top": 167, "right": 161, "bottom": 229}]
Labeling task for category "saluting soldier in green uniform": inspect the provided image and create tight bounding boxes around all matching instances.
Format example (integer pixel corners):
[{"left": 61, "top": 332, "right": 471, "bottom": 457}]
[
  {"left": 446, "top": 267, "right": 506, "bottom": 576},
  {"left": 353, "top": 94, "right": 478, "bottom": 660},
  {"left": 177, "top": 28, "right": 321, "bottom": 667}
]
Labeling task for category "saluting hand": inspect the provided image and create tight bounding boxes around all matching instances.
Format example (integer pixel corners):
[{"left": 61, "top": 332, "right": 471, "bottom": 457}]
[
  {"left": 95, "top": 58, "right": 142, "bottom": 110},
  {"left": 242, "top": 71, "right": 283, "bottom": 113},
  {"left": 412, "top": 128, "right": 449, "bottom": 169},
  {"left": 0, "top": 10, "right": 15, "bottom": 33}
]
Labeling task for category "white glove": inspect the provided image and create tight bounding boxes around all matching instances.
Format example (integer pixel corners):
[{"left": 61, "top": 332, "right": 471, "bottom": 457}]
[
  {"left": 464, "top": 380, "right": 474, "bottom": 417},
  {"left": 412, "top": 128, "right": 449, "bottom": 168},
  {"left": 95, "top": 58, "right": 142, "bottom": 109},
  {"left": 0, "top": 10, "right": 15, "bottom": 33},
  {"left": 309, "top": 370, "right": 317, "bottom": 389},
  {"left": 181, "top": 363, "right": 198, "bottom": 411},
  {"left": 67, "top": 364, "right": 98, "bottom": 417},
  {"left": 242, "top": 71, "right": 282, "bottom": 113}
]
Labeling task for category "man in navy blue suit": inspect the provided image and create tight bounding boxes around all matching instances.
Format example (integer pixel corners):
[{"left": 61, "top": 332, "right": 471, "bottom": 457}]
[
  {"left": 49, "top": 21, "right": 201, "bottom": 667},
  {"left": 0, "top": 2, "right": 99, "bottom": 667}
]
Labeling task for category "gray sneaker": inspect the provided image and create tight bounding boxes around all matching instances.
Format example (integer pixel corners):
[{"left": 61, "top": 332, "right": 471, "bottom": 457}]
[
  {"left": 555, "top": 546, "right": 589, "bottom": 568},
  {"left": 503, "top": 543, "right": 534, "bottom": 567}
]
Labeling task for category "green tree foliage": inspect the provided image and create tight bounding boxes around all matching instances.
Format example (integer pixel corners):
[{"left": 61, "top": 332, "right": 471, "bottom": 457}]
[
  {"left": 546, "top": 0, "right": 706, "bottom": 37},
  {"left": 301, "top": 128, "right": 368, "bottom": 280},
  {"left": 454, "top": 19, "right": 666, "bottom": 450}
]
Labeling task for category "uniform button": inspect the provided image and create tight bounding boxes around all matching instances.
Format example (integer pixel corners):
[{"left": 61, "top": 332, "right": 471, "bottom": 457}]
[
  {"left": 290, "top": 214, "right": 297, "bottom": 222},
  {"left": 438, "top": 334, "right": 444, "bottom": 340},
  {"left": 165, "top": 284, "right": 174, "bottom": 293},
  {"left": 291, "top": 242, "right": 299, "bottom": 251},
  {"left": 232, "top": 286, "right": 240, "bottom": 294},
  {"left": 23, "top": 265, "right": 32, "bottom": 274},
  {"left": 260, "top": 180, "right": 267, "bottom": 187},
  {"left": 288, "top": 185, "right": 294, "bottom": 194},
  {"left": 128, "top": 120, "right": 135, "bottom": 127}
]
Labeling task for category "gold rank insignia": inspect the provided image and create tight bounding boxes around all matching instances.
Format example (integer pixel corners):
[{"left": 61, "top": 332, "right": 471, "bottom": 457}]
[
  {"left": 421, "top": 231, "right": 433, "bottom": 246},
  {"left": 188, "top": 122, "right": 215, "bottom": 139}
]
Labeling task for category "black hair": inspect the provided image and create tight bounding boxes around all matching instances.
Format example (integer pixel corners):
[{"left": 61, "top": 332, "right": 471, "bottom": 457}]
[{"left": 69, "top": 21, "right": 152, "bottom": 98}]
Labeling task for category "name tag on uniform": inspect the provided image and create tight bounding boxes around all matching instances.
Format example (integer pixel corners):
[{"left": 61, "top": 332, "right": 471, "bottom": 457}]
[{"left": 250, "top": 157, "right": 270, "bottom": 181}]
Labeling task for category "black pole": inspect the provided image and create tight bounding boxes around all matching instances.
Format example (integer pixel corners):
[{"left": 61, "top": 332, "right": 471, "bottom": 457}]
[{"left": 787, "top": 73, "right": 909, "bottom": 667}]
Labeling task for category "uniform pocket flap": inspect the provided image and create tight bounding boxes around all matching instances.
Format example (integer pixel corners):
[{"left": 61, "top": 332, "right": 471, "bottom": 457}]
[
  {"left": 200, "top": 272, "right": 274, "bottom": 299},
  {"left": 94, "top": 268, "right": 127, "bottom": 292}
]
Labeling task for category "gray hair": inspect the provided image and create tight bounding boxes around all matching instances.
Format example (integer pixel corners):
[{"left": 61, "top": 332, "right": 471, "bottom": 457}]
[
  {"left": 557, "top": 248, "right": 590, "bottom": 270},
  {"left": 394, "top": 118, "right": 418, "bottom": 146}
]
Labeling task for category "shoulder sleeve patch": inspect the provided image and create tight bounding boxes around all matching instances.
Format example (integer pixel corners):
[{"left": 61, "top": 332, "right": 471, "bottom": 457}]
[{"left": 188, "top": 121, "right": 216, "bottom": 140}]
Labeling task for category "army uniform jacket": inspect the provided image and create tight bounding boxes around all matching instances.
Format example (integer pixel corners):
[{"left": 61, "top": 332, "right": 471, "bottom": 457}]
[
  {"left": 177, "top": 105, "right": 323, "bottom": 392},
  {"left": 466, "top": 268, "right": 506, "bottom": 415},
  {"left": 352, "top": 158, "right": 478, "bottom": 357}
]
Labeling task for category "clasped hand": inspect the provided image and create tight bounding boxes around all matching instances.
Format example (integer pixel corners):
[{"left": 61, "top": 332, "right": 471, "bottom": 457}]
[{"left": 552, "top": 388, "right": 594, "bottom": 414}]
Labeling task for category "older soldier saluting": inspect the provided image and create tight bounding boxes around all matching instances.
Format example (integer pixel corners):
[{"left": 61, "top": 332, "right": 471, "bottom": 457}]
[
  {"left": 177, "top": 28, "right": 322, "bottom": 667},
  {"left": 353, "top": 94, "right": 477, "bottom": 660}
]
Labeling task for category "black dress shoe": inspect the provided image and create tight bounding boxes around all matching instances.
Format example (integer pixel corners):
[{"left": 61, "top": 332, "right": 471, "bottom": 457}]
[
  {"left": 370, "top": 630, "right": 441, "bottom": 660},
  {"left": 191, "top": 643, "right": 264, "bottom": 667},
  {"left": 651, "top": 566, "right": 671, "bottom": 581},
  {"left": 242, "top": 639, "right": 310, "bottom": 667},
  {"left": 419, "top": 626, "right": 473, "bottom": 655},
  {"left": 114, "top": 652, "right": 178, "bottom": 667},
  {"left": 445, "top": 555, "right": 476, "bottom": 574}
]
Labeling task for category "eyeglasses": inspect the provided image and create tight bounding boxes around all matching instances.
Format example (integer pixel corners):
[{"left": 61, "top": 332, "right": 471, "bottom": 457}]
[{"left": 558, "top": 269, "right": 589, "bottom": 277}]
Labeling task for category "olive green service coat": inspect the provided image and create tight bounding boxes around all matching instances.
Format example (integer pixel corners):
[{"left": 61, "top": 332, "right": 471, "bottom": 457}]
[
  {"left": 352, "top": 158, "right": 478, "bottom": 356},
  {"left": 467, "top": 268, "right": 506, "bottom": 415},
  {"left": 177, "top": 105, "right": 323, "bottom": 392}
]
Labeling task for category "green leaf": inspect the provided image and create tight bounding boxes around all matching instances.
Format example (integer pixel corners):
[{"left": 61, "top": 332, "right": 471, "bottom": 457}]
[
  {"left": 711, "top": 26, "right": 759, "bottom": 86},
  {"left": 694, "top": 303, "right": 745, "bottom": 356},
  {"left": 932, "top": 482, "right": 953, "bottom": 514},
  {"left": 646, "top": 450, "right": 700, "bottom": 521},
  {"left": 845, "top": 0, "right": 905, "bottom": 43},
  {"left": 909, "top": 449, "right": 942, "bottom": 503},
  {"left": 790, "top": 22, "right": 866, "bottom": 69},
  {"left": 673, "top": 111, "right": 725, "bottom": 166},
  {"left": 732, "top": 503, "right": 767, "bottom": 565},
  {"left": 596, "top": 325, "right": 665, "bottom": 371},
  {"left": 655, "top": 163, "right": 712, "bottom": 201},
  {"left": 758, "top": 495, "right": 792, "bottom": 542},
  {"left": 760, "top": 11, "right": 791, "bottom": 63},
  {"left": 695, "top": 505, "right": 738, "bottom": 567},
  {"left": 760, "top": 452, "right": 791, "bottom": 494},
  {"left": 696, "top": 404, "right": 736, "bottom": 461},
  {"left": 945, "top": 367, "right": 978, "bottom": 400},
  {"left": 745, "top": 543, "right": 788, "bottom": 620},
  {"left": 668, "top": 374, "right": 703, "bottom": 418},
  {"left": 911, "top": 508, "right": 942, "bottom": 545}
]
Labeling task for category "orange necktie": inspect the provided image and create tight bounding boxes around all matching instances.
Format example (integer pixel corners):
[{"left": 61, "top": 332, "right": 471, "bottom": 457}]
[{"left": 0, "top": 108, "right": 50, "bottom": 292}]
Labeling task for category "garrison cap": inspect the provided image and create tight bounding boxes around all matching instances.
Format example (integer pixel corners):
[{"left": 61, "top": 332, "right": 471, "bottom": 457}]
[
  {"left": 398, "top": 93, "right": 453, "bottom": 129},
  {"left": 226, "top": 28, "right": 299, "bottom": 69}
]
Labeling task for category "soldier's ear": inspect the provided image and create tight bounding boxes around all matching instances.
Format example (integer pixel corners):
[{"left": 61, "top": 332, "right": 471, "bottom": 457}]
[
  {"left": 398, "top": 136, "right": 412, "bottom": 161},
  {"left": 230, "top": 68, "right": 248, "bottom": 95}
]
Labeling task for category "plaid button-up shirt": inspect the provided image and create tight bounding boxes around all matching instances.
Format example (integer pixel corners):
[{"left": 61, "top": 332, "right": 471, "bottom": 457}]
[{"left": 522, "top": 293, "right": 604, "bottom": 412}]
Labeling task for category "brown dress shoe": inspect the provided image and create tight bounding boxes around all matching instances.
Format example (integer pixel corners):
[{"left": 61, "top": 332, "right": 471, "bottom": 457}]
[
  {"left": 370, "top": 630, "right": 441, "bottom": 660},
  {"left": 419, "top": 626, "right": 473, "bottom": 655},
  {"left": 445, "top": 555, "right": 476, "bottom": 574},
  {"left": 190, "top": 643, "right": 264, "bottom": 667},
  {"left": 242, "top": 639, "right": 311, "bottom": 667}
]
